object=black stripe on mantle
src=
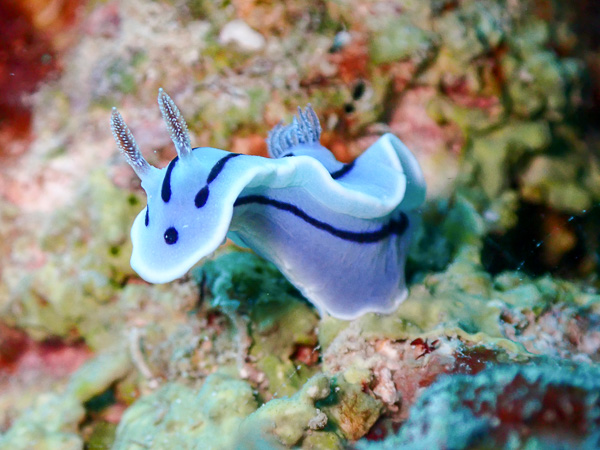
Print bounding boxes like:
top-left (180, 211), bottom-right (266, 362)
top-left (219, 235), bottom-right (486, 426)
top-left (234, 195), bottom-right (407, 243)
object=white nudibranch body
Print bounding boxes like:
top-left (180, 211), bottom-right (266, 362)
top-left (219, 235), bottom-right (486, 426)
top-left (111, 89), bottom-right (426, 320)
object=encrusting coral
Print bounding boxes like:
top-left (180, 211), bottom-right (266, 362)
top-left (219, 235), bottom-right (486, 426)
top-left (1, 0), bottom-right (600, 448)
top-left (358, 363), bottom-right (600, 449)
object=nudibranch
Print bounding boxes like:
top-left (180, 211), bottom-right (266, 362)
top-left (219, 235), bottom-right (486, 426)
top-left (111, 89), bottom-right (426, 320)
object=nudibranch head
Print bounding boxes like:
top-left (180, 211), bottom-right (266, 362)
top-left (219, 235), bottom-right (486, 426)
top-left (112, 90), bottom-right (426, 320)
top-left (111, 90), bottom-right (239, 283)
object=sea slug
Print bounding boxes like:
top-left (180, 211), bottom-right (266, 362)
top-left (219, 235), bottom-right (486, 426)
top-left (111, 89), bottom-right (426, 319)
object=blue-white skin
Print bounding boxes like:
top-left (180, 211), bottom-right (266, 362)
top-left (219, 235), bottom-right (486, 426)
top-left (111, 89), bottom-right (426, 320)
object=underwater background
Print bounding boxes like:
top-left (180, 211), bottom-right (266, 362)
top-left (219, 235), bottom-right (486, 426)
top-left (1, 0), bottom-right (600, 448)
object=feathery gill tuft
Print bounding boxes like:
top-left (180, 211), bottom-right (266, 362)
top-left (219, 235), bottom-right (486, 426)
top-left (267, 105), bottom-right (322, 158)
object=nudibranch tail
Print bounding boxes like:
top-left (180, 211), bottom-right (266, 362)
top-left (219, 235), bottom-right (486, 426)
top-left (110, 107), bottom-right (152, 179)
top-left (157, 88), bottom-right (193, 160)
top-left (267, 105), bottom-right (322, 158)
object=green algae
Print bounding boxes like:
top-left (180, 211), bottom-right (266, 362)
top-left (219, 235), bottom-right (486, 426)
top-left (113, 371), bottom-right (258, 449)
top-left (66, 347), bottom-right (132, 403)
top-left (184, 0), bottom-right (233, 25)
top-left (237, 374), bottom-right (335, 448)
top-left (84, 422), bottom-right (117, 450)
top-left (2, 170), bottom-right (139, 343)
top-left (113, 372), bottom-right (341, 449)
top-left (197, 251), bottom-right (320, 398)
top-left (360, 0), bottom-right (594, 221)
top-left (318, 372), bottom-right (383, 442)
top-left (520, 153), bottom-right (593, 213)
top-left (0, 393), bottom-right (85, 450)
top-left (187, 80), bottom-right (271, 148)
top-left (198, 251), bottom-right (300, 313)
top-left (93, 50), bottom-right (149, 108)
top-left (435, 1), bottom-right (507, 63)
top-left (0, 348), bottom-right (132, 450)
top-left (407, 194), bottom-right (487, 276)
top-left (369, 18), bottom-right (435, 65)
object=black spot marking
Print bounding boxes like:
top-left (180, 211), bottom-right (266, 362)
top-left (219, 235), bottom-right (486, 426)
top-left (352, 80), bottom-right (365, 100)
top-left (164, 227), bottom-right (178, 245)
top-left (234, 195), bottom-right (408, 243)
top-left (192, 154), bottom-right (241, 209)
top-left (207, 153), bottom-right (240, 184)
top-left (195, 186), bottom-right (209, 208)
top-left (161, 156), bottom-right (179, 203)
top-left (330, 161), bottom-right (355, 180)
top-left (145, 206), bottom-right (149, 227)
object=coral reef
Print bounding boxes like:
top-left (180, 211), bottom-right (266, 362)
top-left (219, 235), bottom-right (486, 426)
top-left (198, 252), bottom-right (320, 398)
top-left (0, 348), bottom-right (131, 449)
top-left (358, 363), bottom-right (600, 449)
top-left (113, 371), bottom-right (259, 449)
top-left (1, 0), bottom-right (599, 448)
